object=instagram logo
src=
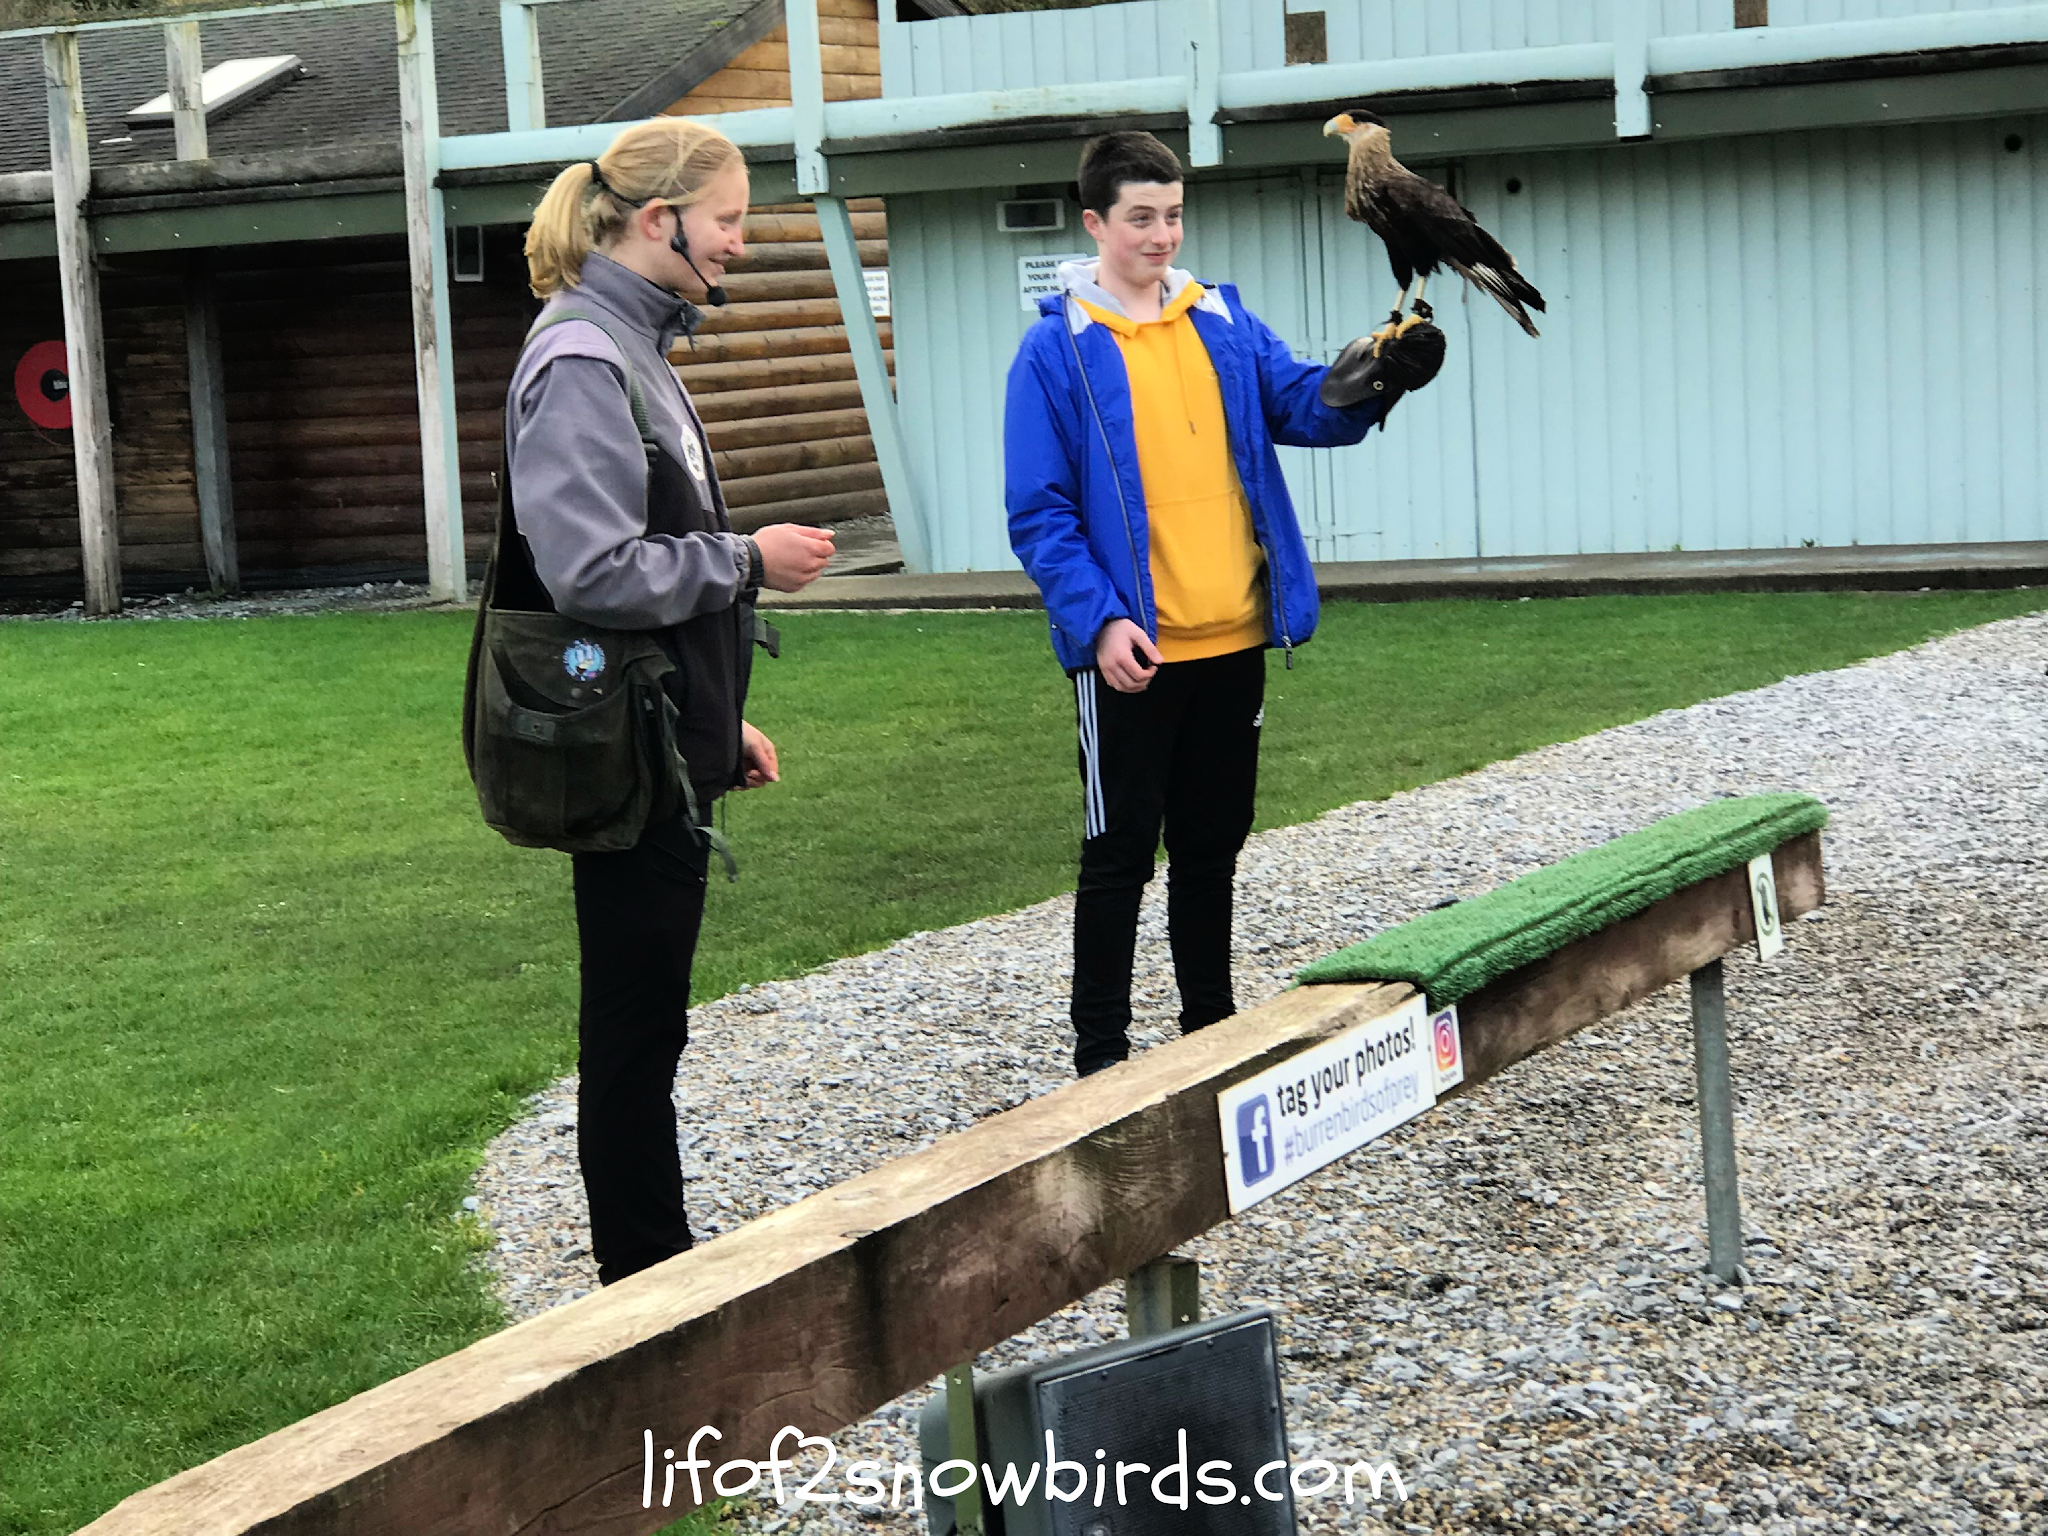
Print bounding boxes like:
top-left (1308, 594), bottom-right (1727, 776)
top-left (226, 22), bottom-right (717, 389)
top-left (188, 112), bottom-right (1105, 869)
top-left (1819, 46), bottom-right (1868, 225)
top-left (1430, 1007), bottom-right (1463, 1090)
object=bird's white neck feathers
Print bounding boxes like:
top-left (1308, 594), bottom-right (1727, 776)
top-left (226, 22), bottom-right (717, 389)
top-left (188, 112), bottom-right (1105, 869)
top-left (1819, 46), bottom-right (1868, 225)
top-left (1344, 123), bottom-right (1398, 174)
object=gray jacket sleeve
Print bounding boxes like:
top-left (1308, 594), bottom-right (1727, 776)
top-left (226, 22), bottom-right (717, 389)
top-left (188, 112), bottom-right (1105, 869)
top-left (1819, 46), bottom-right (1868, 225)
top-left (508, 355), bottom-right (749, 630)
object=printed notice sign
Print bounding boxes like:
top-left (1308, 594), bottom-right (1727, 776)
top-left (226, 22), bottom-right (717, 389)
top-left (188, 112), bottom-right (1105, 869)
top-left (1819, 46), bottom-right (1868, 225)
top-left (1018, 252), bottom-right (1088, 312)
top-left (1430, 1005), bottom-right (1465, 1094)
top-left (1218, 994), bottom-right (1434, 1214)
top-left (862, 267), bottom-right (890, 319)
top-left (1748, 852), bottom-right (1784, 961)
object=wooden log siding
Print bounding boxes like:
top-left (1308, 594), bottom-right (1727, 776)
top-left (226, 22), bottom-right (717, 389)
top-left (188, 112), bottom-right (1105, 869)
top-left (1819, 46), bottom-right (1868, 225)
top-left (212, 235), bottom-right (528, 579)
top-left (1, 236), bottom-right (530, 594)
top-left (77, 835), bottom-right (1822, 1536)
top-left (664, 0), bottom-right (883, 118)
top-left (0, 267), bottom-right (203, 587)
top-left (1, 185), bottom-right (892, 588)
top-left (678, 198), bottom-right (894, 534)
top-left (658, 1), bottom-right (895, 532)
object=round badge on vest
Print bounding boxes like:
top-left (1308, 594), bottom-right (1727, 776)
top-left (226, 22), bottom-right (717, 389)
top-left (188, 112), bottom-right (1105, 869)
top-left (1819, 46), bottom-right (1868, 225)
top-left (681, 430), bottom-right (707, 483)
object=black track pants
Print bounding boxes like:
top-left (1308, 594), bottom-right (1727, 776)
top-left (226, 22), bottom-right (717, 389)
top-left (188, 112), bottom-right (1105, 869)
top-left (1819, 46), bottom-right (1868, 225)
top-left (1070, 645), bottom-right (1265, 1077)
top-left (569, 817), bottom-right (709, 1286)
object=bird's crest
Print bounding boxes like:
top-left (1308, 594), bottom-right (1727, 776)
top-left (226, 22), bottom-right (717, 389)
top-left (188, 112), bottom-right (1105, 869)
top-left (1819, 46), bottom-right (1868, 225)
top-left (1323, 107), bottom-right (1390, 139)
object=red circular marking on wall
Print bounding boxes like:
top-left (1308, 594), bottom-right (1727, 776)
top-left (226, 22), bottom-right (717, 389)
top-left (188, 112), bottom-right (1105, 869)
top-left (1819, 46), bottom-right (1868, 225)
top-left (15, 340), bottom-right (72, 430)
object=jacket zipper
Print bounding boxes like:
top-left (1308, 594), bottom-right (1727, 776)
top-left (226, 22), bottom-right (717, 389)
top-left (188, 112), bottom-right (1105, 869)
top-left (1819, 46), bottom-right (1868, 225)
top-left (1210, 314), bottom-right (1294, 668)
top-left (1064, 301), bottom-right (1155, 640)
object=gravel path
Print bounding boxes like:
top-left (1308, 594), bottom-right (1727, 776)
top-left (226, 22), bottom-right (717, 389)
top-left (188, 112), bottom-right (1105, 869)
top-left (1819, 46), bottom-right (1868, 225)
top-left (474, 612), bottom-right (2048, 1535)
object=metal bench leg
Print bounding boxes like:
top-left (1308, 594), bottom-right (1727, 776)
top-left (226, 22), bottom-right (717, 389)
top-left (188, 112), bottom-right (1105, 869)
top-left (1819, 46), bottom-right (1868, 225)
top-left (1126, 1254), bottom-right (1201, 1338)
top-left (1690, 959), bottom-right (1744, 1284)
top-left (943, 1360), bottom-right (984, 1535)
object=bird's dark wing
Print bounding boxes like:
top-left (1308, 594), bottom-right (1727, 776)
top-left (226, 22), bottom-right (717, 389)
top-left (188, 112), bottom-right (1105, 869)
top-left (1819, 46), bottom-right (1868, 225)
top-left (1345, 155), bottom-right (1415, 290)
top-left (1384, 172), bottom-right (1546, 337)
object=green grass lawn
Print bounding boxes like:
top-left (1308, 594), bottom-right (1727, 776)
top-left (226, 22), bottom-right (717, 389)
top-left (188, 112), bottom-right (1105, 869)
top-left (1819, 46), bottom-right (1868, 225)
top-left (1, 589), bottom-right (2038, 1533)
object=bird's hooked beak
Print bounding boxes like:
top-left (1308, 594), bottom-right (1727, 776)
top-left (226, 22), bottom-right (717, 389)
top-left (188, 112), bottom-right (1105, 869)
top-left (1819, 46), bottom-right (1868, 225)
top-left (1322, 113), bottom-right (1354, 138)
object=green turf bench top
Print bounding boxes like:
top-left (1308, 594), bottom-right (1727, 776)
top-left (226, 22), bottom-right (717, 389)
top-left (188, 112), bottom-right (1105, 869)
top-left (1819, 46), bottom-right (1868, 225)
top-left (1295, 792), bottom-right (1828, 1008)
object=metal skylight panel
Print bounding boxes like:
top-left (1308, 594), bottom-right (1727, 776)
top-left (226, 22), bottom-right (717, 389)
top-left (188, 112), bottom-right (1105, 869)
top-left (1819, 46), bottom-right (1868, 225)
top-left (126, 55), bottom-right (303, 125)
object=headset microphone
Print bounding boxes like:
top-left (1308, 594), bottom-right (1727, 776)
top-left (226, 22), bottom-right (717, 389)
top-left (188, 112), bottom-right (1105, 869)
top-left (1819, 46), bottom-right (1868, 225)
top-left (670, 213), bottom-right (728, 307)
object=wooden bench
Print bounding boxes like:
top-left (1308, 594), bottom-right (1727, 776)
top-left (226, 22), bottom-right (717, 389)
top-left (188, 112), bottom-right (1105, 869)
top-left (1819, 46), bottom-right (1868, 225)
top-left (79, 811), bottom-right (1824, 1535)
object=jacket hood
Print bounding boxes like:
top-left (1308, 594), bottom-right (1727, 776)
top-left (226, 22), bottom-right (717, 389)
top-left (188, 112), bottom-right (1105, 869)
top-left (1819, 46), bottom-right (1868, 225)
top-left (1037, 258), bottom-right (1233, 332)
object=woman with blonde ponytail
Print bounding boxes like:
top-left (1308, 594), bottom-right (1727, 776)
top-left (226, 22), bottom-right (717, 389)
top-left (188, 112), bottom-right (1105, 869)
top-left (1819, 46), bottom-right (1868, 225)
top-left (501, 116), bottom-right (835, 1286)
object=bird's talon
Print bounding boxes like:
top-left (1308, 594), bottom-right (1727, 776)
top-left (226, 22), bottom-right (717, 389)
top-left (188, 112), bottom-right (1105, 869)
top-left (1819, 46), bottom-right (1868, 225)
top-left (1393, 313), bottom-right (1430, 339)
top-left (1368, 324), bottom-right (1397, 358)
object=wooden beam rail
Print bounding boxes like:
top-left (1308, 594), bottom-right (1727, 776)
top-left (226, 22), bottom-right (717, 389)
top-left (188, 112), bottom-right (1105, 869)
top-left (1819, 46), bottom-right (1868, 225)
top-left (77, 833), bottom-right (1822, 1536)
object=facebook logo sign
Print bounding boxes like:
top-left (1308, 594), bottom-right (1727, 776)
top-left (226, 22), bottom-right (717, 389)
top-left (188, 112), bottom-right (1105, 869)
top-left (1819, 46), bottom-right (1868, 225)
top-left (1236, 1095), bottom-right (1277, 1186)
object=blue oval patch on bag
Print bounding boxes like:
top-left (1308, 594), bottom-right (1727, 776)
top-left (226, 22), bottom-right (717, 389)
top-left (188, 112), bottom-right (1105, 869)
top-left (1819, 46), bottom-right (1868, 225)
top-left (561, 639), bottom-right (606, 682)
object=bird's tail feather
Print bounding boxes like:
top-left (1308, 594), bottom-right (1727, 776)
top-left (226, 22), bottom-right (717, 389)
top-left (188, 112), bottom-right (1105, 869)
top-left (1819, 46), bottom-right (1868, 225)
top-left (1450, 259), bottom-right (1543, 338)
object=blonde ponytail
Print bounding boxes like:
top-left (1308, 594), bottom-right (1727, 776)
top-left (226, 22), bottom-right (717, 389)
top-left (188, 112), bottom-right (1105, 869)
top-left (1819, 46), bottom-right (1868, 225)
top-left (524, 118), bottom-right (744, 298)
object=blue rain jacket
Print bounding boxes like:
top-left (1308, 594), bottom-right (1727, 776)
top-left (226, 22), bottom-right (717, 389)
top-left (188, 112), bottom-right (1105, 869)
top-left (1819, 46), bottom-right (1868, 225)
top-left (1004, 273), bottom-right (1385, 672)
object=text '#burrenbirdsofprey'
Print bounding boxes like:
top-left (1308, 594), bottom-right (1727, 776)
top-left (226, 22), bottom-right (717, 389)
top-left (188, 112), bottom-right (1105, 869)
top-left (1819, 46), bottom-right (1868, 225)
top-left (642, 1428), bottom-right (1410, 1511)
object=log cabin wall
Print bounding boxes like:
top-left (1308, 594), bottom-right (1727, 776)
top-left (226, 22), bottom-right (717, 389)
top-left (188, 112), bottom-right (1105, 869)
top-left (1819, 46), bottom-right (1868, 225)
top-left (668, 0), bottom-right (894, 532)
top-left (664, 0), bottom-right (881, 115)
top-left (0, 236), bottom-right (530, 597)
top-left (216, 233), bottom-right (525, 582)
top-left (0, 0), bottom-right (895, 598)
top-left (681, 199), bottom-right (891, 531)
top-left (2, 260), bottom-right (202, 592)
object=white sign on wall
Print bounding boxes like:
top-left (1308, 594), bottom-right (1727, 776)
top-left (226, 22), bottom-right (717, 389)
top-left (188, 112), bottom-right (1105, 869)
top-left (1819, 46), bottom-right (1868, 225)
top-left (1018, 252), bottom-right (1089, 313)
top-left (862, 267), bottom-right (890, 319)
top-left (1217, 994), bottom-right (1435, 1214)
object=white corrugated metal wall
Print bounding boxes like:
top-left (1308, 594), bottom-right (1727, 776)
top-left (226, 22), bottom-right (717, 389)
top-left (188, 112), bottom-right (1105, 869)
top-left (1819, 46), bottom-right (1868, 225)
top-left (1461, 116), bottom-right (2048, 555)
top-left (891, 112), bottom-right (2046, 570)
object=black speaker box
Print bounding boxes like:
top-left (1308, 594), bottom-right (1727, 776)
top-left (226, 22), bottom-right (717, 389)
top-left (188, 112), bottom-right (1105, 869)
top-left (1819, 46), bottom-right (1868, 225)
top-left (919, 1310), bottom-right (1296, 1536)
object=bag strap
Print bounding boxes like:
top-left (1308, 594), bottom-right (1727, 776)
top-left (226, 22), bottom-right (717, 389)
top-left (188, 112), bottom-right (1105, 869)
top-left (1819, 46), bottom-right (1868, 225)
top-left (526, 307), bottom-right (661, 454)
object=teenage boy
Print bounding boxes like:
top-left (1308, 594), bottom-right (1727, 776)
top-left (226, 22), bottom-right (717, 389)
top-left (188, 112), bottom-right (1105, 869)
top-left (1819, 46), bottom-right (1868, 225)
top-left (1005, 131), bottom-right (1443, 1078)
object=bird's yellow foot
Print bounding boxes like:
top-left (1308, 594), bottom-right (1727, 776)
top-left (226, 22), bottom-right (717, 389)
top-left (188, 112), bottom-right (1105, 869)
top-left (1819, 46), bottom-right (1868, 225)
top-left (1392, 312), bottom-right (1431, 340)
top-left (1368, 321), bottom-right (1401, 358)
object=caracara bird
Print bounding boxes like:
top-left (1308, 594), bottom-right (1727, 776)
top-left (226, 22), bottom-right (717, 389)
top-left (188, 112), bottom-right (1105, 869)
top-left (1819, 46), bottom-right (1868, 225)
top-left (1324, 108), bottom-right (1545, 348)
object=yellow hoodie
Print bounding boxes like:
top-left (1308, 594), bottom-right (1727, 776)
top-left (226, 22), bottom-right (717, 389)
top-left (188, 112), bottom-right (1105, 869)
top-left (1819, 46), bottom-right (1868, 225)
top-left (1075, 282), bottom-right (1266, 662)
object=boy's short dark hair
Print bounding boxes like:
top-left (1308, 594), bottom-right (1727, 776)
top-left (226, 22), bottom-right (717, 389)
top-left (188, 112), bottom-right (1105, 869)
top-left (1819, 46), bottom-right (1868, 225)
top-left (1077, 132), bottom-right (1183, 217)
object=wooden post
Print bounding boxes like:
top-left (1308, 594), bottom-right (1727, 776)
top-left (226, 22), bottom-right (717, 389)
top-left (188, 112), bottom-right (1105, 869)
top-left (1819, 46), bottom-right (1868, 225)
top-left (497, 0), bottom-right (543, 132)
top-left (44, 29), bottom-right (121, 616)
top-left (786, 0), bottom-right (827, 196)
top-left (184, 251), bottom-right (238, 595)
top-left (1185, 0), bottom-right (1221, 167)
top-left (1613, 0), bottom-right (1652, 140)
top-left (1735, 0), bottom-right (1769, 27)
top-left (165, 20), bottom-right (207, 160)
top-left (396, 0), bottom-right (468, 602)
top-left (166, 20), bottom-right (237, 594)
top-left (814, 194), bottom-right (930, 570)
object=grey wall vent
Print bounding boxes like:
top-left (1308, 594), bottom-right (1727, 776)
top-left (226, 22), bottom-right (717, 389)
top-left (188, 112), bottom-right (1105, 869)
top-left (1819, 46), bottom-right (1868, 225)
top-left (997, 197), bottom-right (1065, 234)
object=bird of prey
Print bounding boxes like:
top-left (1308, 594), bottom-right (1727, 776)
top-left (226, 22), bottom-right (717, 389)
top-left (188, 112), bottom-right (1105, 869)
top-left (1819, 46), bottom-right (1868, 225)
top-left (1323, 108), bottom-right (1545, 350)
